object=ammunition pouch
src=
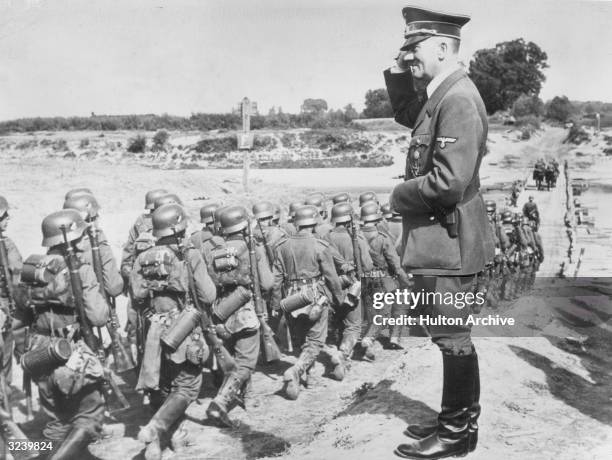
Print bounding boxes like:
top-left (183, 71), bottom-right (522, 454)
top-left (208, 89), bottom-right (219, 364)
top-left (21, 254), bottom-right (54, 286)
top-left (20, 254), bottom-right (73, 308)
top-left (212, 246), bottom-right (240, 272)
top-left (212, 286), bottom-right (252, 322)
top-left (52, 341), bottom-right (104, 395)
top-left (21, 335), bottom-right (72, 379)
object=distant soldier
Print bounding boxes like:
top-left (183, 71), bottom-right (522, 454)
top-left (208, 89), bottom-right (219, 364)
top-left (0, 196), bottom-right (21, 407)
top-left (360, 202), bottom-right (412, 357)
top-left (252, 201), bottom-right (288, 258)
top-left (331, 192), bottom-right (350, 205)
top-left (324, 203), bottom-right (374, 380)
top-left (522, 196), bottom-right (540, 232)
top-left (64, 188), bottom-right (93, 201)
top-left (205, 206), bottom-right (273, 426)
top-left (359, 191), bottom-right (379, 207)
top-left (271, 206), bottom-right (343, 399)
top-left (132, 204), bottom-right (215, 459)
top-left (381, 203), bottom-right (403, 252)
top-left (484, 201), bottom-right (509, 307)
top-left (15, 210), bottom-right (109, 457)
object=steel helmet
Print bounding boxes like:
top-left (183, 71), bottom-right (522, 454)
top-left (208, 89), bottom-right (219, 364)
top-left (501, 210), bottom-right (513, 224)
top-left (152, 203), bottom-right (189, 238)
top-left (214, 205), bottom-right (229, 233)
top-left (145, 189), bottom-right (169, 210)
top-left (485, 200), bottom-right (496, 213)
top-left (200, 202), bottom-right (221, 224)
top-left (41, 209), bottom-right (88, 247)
top-left (294, 205), bottom-right (318, 228)
top-left (332, 192), bottom-right (350, 205)
top-left (153, 193), bottom-right (183, 211)
top-left (63, 193), bottom-right (100, 221)
top-left (304, 195), bottom-right (324, 213)
top-left (359, 191), bottom-right (378, 207)
top-left (219, 205), bottom-right (249, 234)
top-left (330, 202), bottom-right (353, 224)
top-left (252, 201), bottom-right (275, 220)
top-left (64, 188), bottom-right (93, 201)
top-left (272, 203), bottom-right (281, 223)
top-left (288, 202), bottom-right (304, 221)
top-left (380, 203), bottom-right (392, 219)
top-left (361, 201), bottom-right (382, 223)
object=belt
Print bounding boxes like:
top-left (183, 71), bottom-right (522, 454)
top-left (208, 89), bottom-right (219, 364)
top-left (286, 276), bottom-right (322, 290)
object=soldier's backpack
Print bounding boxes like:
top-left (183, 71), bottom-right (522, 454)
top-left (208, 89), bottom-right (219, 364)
top-left (207, 239), bottom-right (252, 288)
top-left (139, 245), bottom-right (189, 293)
top-left (20, 254), bottom-right (74, 308)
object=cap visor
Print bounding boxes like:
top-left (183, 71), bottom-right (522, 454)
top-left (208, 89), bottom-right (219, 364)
top-left (400, 34), bottom-right (430, 51)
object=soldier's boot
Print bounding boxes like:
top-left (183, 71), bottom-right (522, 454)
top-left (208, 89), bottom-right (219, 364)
top-left (283, 349), bottom-right (316, 400)
top-left (170, 419), bottom-right (192, 454)
top-left (49, 426), bottom-right (93, 460)
top-left (331, 338), bottom-right (355, 381)
top-left (361, 337), bottom-right (377, 361)
top-left (206, 373), bottom-right (243, 427)
top-left (396, 353), bottom-right (476, 459)
top-left (403, 350), bottom-right (481, 453)
top-left (138, 393), bottom-right (191, 460)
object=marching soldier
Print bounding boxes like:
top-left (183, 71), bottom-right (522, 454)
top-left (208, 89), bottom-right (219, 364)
top-left (271, 205), bottom-right (343, 399)
top-left (65, 188), bottom-right (93, 201)
top-left (15, 209), bottom-right (110, 458)
top-left (252, 201), bottom-right (288, 255)
top-left (0, 196), bottom-right (21, 409)
top-left (360, 202), bottom-right (411, 357)
top-left (205, 206), bottom-right (273, 426)
top-left (331, 192), bottom-right (350, 205)
top-left (190, 202), bottom-right (221, 254)
top-left (324, 202), bottom-right (374, 380)
top-left (522, 196), bottom-right (540, 231)
top-left (386, 6), bottom-right (494, 458)
top-left (483, 201), bottom-right (509, 307)
top-left (131, 203), bottom-right (215, 459)
top-left (381, 203), bottom-right (403, 250)
top-left (359, 191), bottom-right (379, 207)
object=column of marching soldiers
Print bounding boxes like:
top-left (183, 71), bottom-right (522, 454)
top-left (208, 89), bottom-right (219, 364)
top-left (0, 182), bottom-right (545, 459)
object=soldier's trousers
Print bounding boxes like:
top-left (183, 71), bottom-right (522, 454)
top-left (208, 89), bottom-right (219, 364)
top-left (362, 275), bottom-right (398, 339)
top-left (293, 303), bottom-right (329, 363)
top-left (224, 328), bottom-right (260, 384)
top-left (412, 275), bottom-right (477, 356)
top-left (330, 300), bottom-right (361, 355)
top-left (38, 378), bottom-right (105, 440)
top-left (149, 359), bottom-right (202, 411)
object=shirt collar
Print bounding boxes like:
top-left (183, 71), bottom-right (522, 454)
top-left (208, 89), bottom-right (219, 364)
top-left (426, 64), bottom-right (461, 99)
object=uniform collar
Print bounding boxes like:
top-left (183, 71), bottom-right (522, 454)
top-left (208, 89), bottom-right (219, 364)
top-left (423, 68), bottom-right (466, 118)
top-left (426, 64), bottom-right (461, 99)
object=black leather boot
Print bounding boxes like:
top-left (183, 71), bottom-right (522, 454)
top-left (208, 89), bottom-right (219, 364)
top-left (395, 352), bottom-right (475, 459)
top-left (404, 351), bottom-right (481, 451)
top-left (49, 426), bottom-right (92, 460)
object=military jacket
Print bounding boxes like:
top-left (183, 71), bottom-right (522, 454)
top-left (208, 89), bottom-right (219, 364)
top-left (387, 69), bottom-right (495, 275)
top-left (272, 230), bottom-right (343, 307)
top-left (121, 212), bottom-right (152, 279)
top-left (324, 226), bottom-right (374, 274)
top-left (0, 235), bottom-right (22, 300)
top-left (80, 228), bottom-right (124, 297)
top-left (360, 226), bottom-right (408, 281)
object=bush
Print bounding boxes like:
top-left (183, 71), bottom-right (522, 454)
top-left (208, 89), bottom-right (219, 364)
top-left (194, 136), bottom-right (236, 154)
top-left (512, 94), bottom-right (544, 118)
top-left (515, 115), bottom-right (541, 129)
top-left (127, 135), bottom-right (147, 153)
top-left (79, 138), bottom-right (90, 148)
top-left (153, 129), bottom-right (169, 149)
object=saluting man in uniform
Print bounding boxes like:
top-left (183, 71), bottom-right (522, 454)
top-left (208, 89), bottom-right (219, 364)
top-left (386, 6), bottom-right (495, 459)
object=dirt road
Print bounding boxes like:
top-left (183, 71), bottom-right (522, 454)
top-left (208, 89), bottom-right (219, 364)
top-left (3, 126), bottom-right (611, 459)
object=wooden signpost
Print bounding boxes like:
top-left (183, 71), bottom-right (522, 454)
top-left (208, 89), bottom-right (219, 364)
top-left (237, 97), bottom-right (257, 193)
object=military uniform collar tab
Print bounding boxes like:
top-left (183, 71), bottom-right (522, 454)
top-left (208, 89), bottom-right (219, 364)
top-left (425, 68), bottom-right (467, 117)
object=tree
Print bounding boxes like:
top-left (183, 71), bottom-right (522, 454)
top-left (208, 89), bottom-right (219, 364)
top-left (152, 129), bottom-right (169, 149)
top-left (343, 104), bottom-right (359, 121)
top-left (546, 96), bottom-right (574, 122)
top-left (512, 94), bottom-right (544, 118)
top-left (468, 39), bottom-right (548, 114)
top-left (362, 89), bottom-right (393, 118)
top-left (301, 98), bottom-right (328, 114)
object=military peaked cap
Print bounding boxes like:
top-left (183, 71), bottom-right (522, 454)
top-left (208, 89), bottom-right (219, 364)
top-left (400, 6), bottom-right (470, 51)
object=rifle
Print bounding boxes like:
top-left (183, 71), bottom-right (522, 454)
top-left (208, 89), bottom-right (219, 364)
top-left (59, 226), bottom-right (129, 411)
top-left (175, 234), bottom-right (237, 375)
top-left (87, 225), bottom-right (135, 373)
top-left (349, 218), bottom-right (363, 278)
top-left (256, 220), bottom-right (293, 352)
top-left (246, 221), bottom-right (282, 363)
top-left (0, 229), bottom-right (16, 318)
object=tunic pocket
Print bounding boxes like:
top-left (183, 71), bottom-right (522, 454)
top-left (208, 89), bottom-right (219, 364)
top-left (406, 134), bottom-right (431, 178)
top-left (403, 220), bottom-right (461, 270)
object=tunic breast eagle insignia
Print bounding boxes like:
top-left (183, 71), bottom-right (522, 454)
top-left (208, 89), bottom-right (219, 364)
top-left (436, 137), bottom-right (457, 149)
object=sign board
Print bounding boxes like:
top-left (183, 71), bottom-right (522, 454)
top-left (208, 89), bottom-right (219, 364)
top-left (237, 132), bottom-right (254, 150)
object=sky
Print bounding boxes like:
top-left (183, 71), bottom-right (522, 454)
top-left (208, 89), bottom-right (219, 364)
top-left (0, 0), bottom-right (611, 120)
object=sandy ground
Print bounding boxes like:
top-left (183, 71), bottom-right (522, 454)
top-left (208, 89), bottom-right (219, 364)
top-left (1, 124), bottom-right (611, 459)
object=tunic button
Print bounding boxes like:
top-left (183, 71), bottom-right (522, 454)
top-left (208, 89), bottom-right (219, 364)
top-left (429, 215), bottom-right (435, 221)
top-left (412, 151), bottom-right (421, 160)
